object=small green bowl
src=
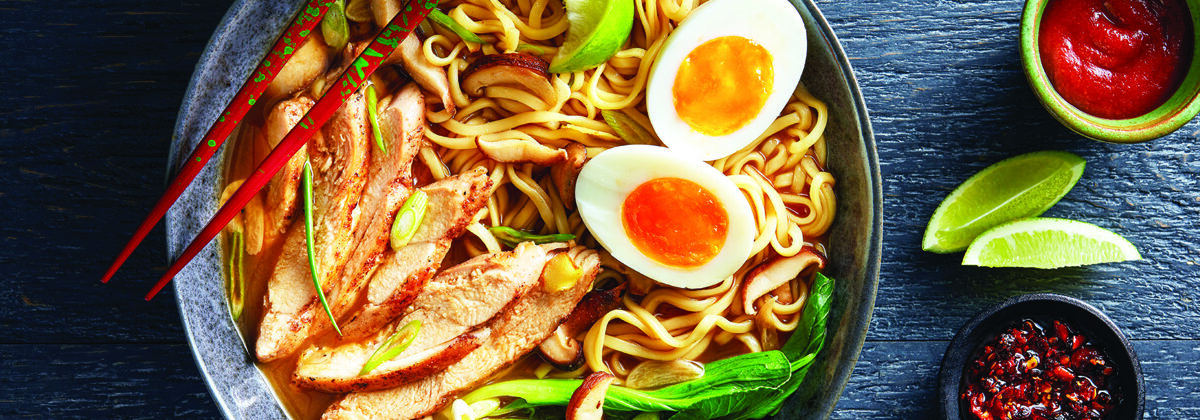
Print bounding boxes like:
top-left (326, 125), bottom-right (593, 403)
top-left (1020, 0), bottom-right (1200, 143)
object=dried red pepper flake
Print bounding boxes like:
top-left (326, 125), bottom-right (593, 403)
top-left (961, 319), bottom-right (1120, 420)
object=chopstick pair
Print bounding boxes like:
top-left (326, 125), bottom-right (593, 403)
top-left (100, 0), bottom-right (335, 286)
top-left (105, 0), bottom-right (440, 301)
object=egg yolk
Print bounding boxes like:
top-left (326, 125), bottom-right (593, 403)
top-left (672, 36), bottom-right (774, 136)
top-left (621, 177), bottom-right (728, 268)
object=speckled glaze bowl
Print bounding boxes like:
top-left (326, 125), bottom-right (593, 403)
top-left (1019, 0), bottom-right (1200, 143)
top-left (167, 0), bottom-right (881, 418)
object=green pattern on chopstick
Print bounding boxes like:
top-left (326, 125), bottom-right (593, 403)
top-left (303, 161), bottom-right (342, 336)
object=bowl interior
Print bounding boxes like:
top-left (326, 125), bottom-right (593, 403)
top-left (1019, 0), bottom-right (1200, 143)
top-left (938, 294), bottom-right (1144, 419)
top-left (167, 0), bottom-right (882, 418)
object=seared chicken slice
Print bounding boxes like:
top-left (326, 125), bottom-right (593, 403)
top-left (339, 167), bottom-right (492, 340)
top-left (293, 242), bottom-right (551, 393)
top-left (277, 83), bottom-right (427, 346)
top-left (256, 91), bottom-right (372, 363)
top-left (385, 35), bottom-right (456, 115)
top-left (322, 246), bottom-right (602, 420)
top-left (258, 96), bottom-right (314, 253)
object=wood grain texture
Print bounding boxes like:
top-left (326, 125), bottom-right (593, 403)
top-left (1, 0), bottom-right (1198, 417)
top-left (0, 344), bottom-right (214, 418)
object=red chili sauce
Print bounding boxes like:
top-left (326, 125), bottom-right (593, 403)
top-left (961, 319), bottom-right (1119, 420)
top-left (1039, 0), bottom-right (1193, 119)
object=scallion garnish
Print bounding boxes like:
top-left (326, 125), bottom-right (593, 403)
top-left (365, 84), bottom-right (387, 155)
top-left (320, 0), bottom-right (350, 51)
top-left (360, 320), bottom-right (422, 375)
top-left (601, 109), bottom-right (658, 145)
top-left (227, 229), bottom-right (245, 320)
top-left (303, 161), bottom-right (342, 336)
top-left (488, 226), bottom-right (576, 247)
top-left (390, 190), bottom-right (429, 251)
top-left (428, 9), bottom-right (485, 44)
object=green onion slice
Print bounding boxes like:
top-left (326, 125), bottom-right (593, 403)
top-left (320, 0), bottom-right (350, 51)
top-left (227, 229), bottom-right (245, 320)
top-left (366, 84), bottom-right (387, 155)
top-left (602, 109), bottom-right (658, 145)
top-left (361, 320), bottom-right (422, 375)
top-left (304, 161), bottom-right (342, 336)
top-left (488, 226), bottom-right (576, 247)
top-left (428, 9), bottom-right (485, 44)
top-left (391, 190), bottom-right (429, 251)
top-left (515, 43), bottom-right (546, 56)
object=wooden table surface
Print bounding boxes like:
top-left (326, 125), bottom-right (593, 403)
top-left (3, 0), bottom-right (1199, 418)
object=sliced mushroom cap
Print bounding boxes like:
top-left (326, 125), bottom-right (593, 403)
top-left (566, 371), bottom-right (615, 420)
top-left (538, 284), bottom-right (624, 371)
top-left (625, 359), bottom-right (705, 390)
top-left (462, 53), bottom-right (556, 111)
top-left (476, 137), bottom-right (567, 166)
top-left (538, 326), bottom-right (584, 371)
top-left (552, 142), bottom-right (587, 210)
top-left (742, 246), bottom-right (827, 315)
top-left (266, 35), bottom-right (331, 100)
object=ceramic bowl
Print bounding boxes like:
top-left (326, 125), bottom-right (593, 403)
top-left (938, 293), bottom-right (1144, 419)
top-left (166, 0), bottom-right (882, 418)
top-left (1019, 0), bottom-right (1200, 143)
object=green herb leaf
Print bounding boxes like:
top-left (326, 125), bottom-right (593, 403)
top-left (489, 226), bottom-right (576, 247)
top-left (360, 320), bottom-right (422, 375)
top-left (320, 0), bottom-right (350, 51)
top-left (391, 190), bottom-right (429, 250)
top-left (227, 229), bottom-right (245, 320)
top-left (428, 9), bottom-right (485, 44)
top-left (366, 84), bottom-right (387, 155)
top-left (602, 109), bottom-right (658, 145)
top-left (748, 272), bottom-right (836, 418)
top-left (304, 161), bottom-right (342, 336)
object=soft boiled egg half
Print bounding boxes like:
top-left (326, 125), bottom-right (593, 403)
top-left (646, 0), bottom-right (807, 161)
top-left (575, 145), bottom-right (754, 289)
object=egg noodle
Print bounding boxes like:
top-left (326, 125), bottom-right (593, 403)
top-left (412, 0), bottom-right (836, 384)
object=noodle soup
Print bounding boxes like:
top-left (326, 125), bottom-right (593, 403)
top-left (219, 0), bottom-right (836, 418)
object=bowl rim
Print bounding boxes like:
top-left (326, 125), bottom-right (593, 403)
top-left (937, 293), bottom-right (1145, 419)
top-left (1019, 0), bottom-right (1200, 143)
top-left (168, 0), bottom-right (882, 418)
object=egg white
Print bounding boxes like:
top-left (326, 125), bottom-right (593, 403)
top-left (575, 145), bottom-right (755, 289)
top-left (646, 0), bottom-right (808, 161)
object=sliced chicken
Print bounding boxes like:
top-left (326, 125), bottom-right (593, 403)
top-left (385, 35), bottom-right (456, 116)
top-left (274, 83), bottom-right (427, 348)
top-left (339, 168), bottom-right (492, 340)
top-left (293, 242), bottom-right (552, 393)
top-left (256, 91), bottom-right (372, 363)
top-left (258, 96), bottom-right (314, 253)
top-left (322, 245), bottom-right (602, 420)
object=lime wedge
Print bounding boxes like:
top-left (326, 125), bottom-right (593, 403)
top-left (549, 0), bottom-right (634, 73)
top-left (962, 218), bottom-right (1140, 268)
top-left (922, 151), bottom-right (1086, 253)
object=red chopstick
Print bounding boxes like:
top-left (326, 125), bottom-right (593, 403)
top-left (144, 0), bottom-right (440, 301)
top-left (101, 0), bottom-right (334, 284)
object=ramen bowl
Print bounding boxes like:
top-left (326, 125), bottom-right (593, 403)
top-left (167, 0), bottom-right (881, 418)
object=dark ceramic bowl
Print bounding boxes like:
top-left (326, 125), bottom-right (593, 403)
top-left (1019, 0), bottom-right (1200, 143)
top-left (939, 293), bottom-right (1144, 419)
top-left (166, 0), bottom-right (882, 418)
